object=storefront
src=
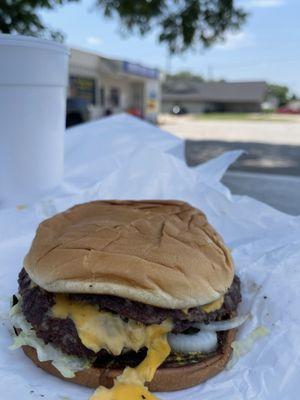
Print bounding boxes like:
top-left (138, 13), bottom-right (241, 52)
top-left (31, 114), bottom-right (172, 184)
top-left (68, 48), bottom-right (161, 124)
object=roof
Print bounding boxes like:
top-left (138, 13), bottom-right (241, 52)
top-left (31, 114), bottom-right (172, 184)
top-left (70, 47), bottom-right (160, 80)
top-left (162, 80), bottom-right (267, 103)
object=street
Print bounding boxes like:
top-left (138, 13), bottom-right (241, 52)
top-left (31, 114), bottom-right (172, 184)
top-left (160, 114), bottom-right (300, 175)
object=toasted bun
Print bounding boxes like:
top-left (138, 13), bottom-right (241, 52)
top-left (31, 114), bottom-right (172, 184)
top-left (21, 328), bottom-right (236, 392)
top-left (24, 200), bottom-right (234, 309)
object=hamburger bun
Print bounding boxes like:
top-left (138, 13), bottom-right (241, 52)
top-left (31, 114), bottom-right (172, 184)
top-left (20, 328), bottom-right (236, 392)
top-left (24, 200), bottom-right (234, 309)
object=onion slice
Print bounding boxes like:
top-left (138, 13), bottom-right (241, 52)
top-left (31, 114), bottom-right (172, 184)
top-left (195, 314), bottom-right (250, 332)
top-left (168, 330), bottom-right (218, 354)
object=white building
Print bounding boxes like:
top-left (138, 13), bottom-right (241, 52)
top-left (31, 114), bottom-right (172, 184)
top-left (68, 48), bottom-right (161, 123)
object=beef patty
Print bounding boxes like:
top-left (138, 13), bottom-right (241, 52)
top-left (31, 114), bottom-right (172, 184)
top-left (18, 268), bottom-right (241, 359)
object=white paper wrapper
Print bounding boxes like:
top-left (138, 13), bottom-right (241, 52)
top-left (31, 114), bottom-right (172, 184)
top-left (1, 114), bottom-right (300, 400)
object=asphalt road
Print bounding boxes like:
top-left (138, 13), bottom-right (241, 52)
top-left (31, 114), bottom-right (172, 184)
top-left (161, 115), bottom-right (300, 176)
top-left (222, 171), bottom-right (300, 215)
top-left (161, 115), bottom-right (300, 215)
top-left (185, 140), bottom-right (300, 176)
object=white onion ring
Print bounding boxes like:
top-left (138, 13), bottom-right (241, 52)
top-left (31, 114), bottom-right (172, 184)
top-left (195, 314), bottom-right (249, 332)
top-left (168, 330), bottom-right (218, 354)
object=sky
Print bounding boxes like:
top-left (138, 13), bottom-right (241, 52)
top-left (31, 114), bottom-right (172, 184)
top-left (41, 0), bottom-right (300, 95)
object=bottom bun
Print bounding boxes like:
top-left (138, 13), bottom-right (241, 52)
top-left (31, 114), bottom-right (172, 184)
top-left (21, 329), bottom-right (236, 392)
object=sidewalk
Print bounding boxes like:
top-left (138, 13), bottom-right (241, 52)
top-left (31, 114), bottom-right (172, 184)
top-left (160, 114), bottom-right (300, 144)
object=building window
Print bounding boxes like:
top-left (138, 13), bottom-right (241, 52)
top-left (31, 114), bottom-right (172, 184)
top-left (69, 76), bottom-right (96, 105)
top-left (110, 87), bottom-right (120, 107)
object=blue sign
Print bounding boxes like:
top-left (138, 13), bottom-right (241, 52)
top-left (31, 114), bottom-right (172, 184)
top-left (122, 61), bottom-right (159, 80)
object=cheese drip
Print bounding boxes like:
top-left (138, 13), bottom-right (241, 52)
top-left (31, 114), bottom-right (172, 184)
top-left (91, 322), bottom-right (171, 400)
top-left (52, 294), bottom-right (172, 400)
top-left (201, 295), bottom-right (224, 313)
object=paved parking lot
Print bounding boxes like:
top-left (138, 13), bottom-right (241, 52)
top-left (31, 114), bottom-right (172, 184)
top-left (160, 115), bottom-right (300, 175)
top-left (160, 114), bottom-right (300, 214)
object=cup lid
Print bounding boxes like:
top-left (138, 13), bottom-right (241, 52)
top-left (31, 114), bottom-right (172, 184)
top-left (0, 34), bottom-right (69, 55)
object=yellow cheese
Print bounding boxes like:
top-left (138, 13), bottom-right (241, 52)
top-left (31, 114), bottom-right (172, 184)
top-left (52, 295), bottom-right (147, 355)
top-left (52, 295), bottom-right (172, 400)
top-left (91, 321), bottom-right (171, 400)
top-left (201, 295), bottom-right (224, 313)
top-left (91, 383), bottom-right (159, 400)
top-left (182, 307), bottom-right (190, 315)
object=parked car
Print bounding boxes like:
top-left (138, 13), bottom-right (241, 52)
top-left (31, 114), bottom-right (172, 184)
top-left (277, 101), bottom-right (300, 114)
top-left (66, 98), bottom-right (90, 128)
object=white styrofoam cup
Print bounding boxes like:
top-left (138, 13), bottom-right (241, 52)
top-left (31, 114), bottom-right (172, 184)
top-left (0, 34), bottom-right (69, 206)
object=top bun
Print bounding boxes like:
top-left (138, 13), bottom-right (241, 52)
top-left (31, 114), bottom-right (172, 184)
top-left (24, 200), bottom-right (234, 309)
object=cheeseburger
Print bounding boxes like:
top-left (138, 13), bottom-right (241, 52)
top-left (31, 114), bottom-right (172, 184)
top-left (10, 200), bottom-right (245, 400)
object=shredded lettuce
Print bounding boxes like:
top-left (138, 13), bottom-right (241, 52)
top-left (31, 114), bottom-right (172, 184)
top-left (9, 299), bottom-right (91, 378)
top-left (227, 326), bottom-right (269, 369)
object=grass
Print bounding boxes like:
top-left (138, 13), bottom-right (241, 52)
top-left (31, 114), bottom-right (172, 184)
top-left (193, 112), bottom-right (295, 122)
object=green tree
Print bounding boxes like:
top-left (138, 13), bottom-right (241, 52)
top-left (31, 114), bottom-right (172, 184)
top-left (166, 71), bottom-right (204, 82)
top-left (1, 0), bottom-right (247, 52)
top-left (0, 0), bottom-right (79, 41)
top-left (97, 0), bottom-right (247, 53)
top-left (290, 93), bottom-right (298, 101)
top-left (267, 84), bottom-right (290, 107)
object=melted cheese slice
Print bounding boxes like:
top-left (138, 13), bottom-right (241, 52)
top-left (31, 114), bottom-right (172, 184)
top-left (91, 383), bottom-right (159, 400)
top-left (201, 295), bottom-right (224, 313)
top-left (91, 322), bottom-right (171, 400)
top-left (52, 295), bottom-right (149, 355)
top-left (52, 295), bottom-right (172, 400)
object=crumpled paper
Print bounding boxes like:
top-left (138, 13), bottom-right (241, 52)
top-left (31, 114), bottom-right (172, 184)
top-left (1, 114), bottom-right (300, 400)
